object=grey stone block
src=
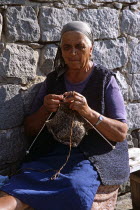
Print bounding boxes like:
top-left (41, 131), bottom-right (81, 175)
top-left (0, 43), bottom-right (38, 84)
top-left (40, 44), bottom-right (58, 75)
top-left (0, 84), bottom-right (24, 129)
top-left (28, 43), bottom-right (44, 50)
top-left (79, 8), bottom-right (119, 39)
top-left (5, 6), bottom-right (40, 42)
top-left (116, 71), bottom-right (129, 101)
top-left (93, 38), bottom-right (128, 69)
top-left (130, 4), bottom-right (140, 11)
top-left (21, 82), bottom-right (42, 116)
top-left (69, 0), bottom-right (93, 5)
top-left (0, 0), bottom-right (25, 5)
top-left (0, 42), bottom-right (4, 54)
top-left (116, 192), bottom-right (132, 210)
top-left (126, 103), bottom-right (140, 130)
top-left (39, 7), bottom-right (78, 42)
top-left (0, 13), bottom-right (2, 39)
top-left (131, 74), bottom-right (140, 101)
top-left (0, 127), bottom-right (26, 163)
top-left (118, 180), bottom-right (130, 195)
top-left (113, 2), bottom-right (123, 9)
top-left (129, 43), bottom-right (140, 74)
top-left (96, 0), bottom-right (138, 2)
top-left (30, 0), bottom-right (56, 1)
top-left (131, 136), bottom-right (139, 147)
top-left (127, 134), bottom-right (134, 148)
top-left (121, 10), bottom-right (140, 37)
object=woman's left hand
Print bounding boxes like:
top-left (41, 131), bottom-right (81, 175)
top-left (63, 91), bottom-right (91, 117)
top-left (63, 91), bottom-right (128, 142)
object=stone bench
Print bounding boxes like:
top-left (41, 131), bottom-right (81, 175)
top-left (91, 147), bottom-right (140, 210)
top-left (129, 147), bottom-right (140, 174)
top-left (129, 147), bottom-right (140, 210)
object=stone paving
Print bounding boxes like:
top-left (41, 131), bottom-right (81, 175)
top-left (115, 192), bottom-right (133, 210)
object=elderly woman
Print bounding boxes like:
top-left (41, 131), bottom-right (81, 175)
top-left (0, 21), bottom-right (129, 210)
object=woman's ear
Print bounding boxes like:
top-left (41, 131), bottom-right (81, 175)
top-left (89, 46), bottom-right (93, 57)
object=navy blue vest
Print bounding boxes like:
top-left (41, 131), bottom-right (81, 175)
top-left (30, 65), bottom-right (130, 185)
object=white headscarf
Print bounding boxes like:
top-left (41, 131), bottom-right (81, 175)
top-left (54, 21), bottom-right (93, 77)
top-left (61, 21), bottom-right (93, 43)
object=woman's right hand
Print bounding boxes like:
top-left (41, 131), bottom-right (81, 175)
top-left (43, 94), bottom-right (64, 113)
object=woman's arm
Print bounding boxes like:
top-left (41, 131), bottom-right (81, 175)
top-left (24, 94), bottom-right (64, 137)
top-left (24, 105), bottom-right (50, 137)
top-left (64, 79), bottom-right (128, 143)
top-left (82, 108), bottom-right (128, 142)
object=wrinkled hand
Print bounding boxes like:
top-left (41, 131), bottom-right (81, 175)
top-left (43, 94), bottom-right (64, 113)
top-left (63, 91), bottom-right (91, 117)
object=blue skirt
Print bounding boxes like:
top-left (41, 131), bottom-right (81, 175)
top-left (1, 143), bottom-right (100, 210)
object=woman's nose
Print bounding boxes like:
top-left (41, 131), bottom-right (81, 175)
top-left (71, 47), bottom-right (77, 55)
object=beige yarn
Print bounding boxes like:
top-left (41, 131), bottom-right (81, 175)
top-left (46, 103), bottom-right (92, 147)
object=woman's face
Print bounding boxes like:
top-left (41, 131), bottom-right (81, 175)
top-left (61, 31), bottom-right (93, 71)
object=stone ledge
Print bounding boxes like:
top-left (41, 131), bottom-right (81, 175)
top-left (0, 0), bottom-right (25, 5)
top-left (129, 147), bottom-right (140, 173)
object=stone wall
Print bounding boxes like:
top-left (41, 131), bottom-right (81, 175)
top-left (0, 0), bottom-right (140, 175)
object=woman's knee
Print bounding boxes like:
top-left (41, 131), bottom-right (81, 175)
top-left (0, 190), bottom-right (8, 197)
top-left (0, 190), bottom-right (30, 210)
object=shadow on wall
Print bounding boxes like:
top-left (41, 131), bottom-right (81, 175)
top-left (0, 82), bottom-right (42, 175)
top-left (0, 85), bottom-right (24, 130)
top-left (0, 82), bottom-right (42, 130)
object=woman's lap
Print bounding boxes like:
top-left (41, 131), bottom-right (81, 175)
top-left (1, 146), bottom-right (101, 210)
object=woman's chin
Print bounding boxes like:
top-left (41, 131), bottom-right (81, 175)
top-left (67, 64), bottom-right (81, 71)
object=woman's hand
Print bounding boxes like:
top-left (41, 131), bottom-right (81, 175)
top-left (43, 94), bottom-right (64, 113)
top-left (63, 91), bottom-right (91, 117)
top-left (63, 91), bottom-right (127, 142)
top-left (24, 94), bottom-right (64, 136)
